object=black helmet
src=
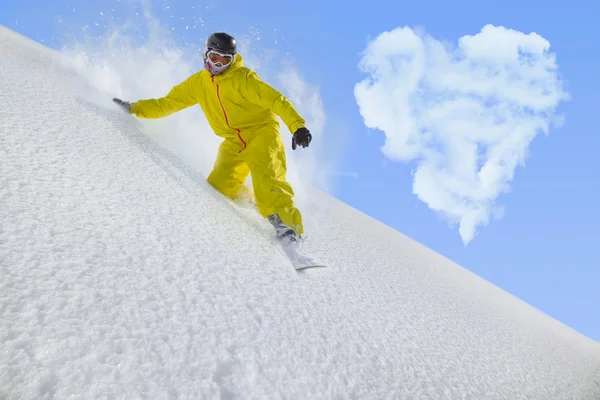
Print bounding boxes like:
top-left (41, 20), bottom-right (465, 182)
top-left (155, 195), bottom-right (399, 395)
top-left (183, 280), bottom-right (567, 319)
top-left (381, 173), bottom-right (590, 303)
top-left (206, 32), bottom-right (237, 55)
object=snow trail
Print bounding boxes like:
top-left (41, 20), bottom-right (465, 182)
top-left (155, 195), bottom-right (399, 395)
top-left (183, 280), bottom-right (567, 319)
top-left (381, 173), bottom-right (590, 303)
top-left (1, 25), bottom-right (599, 399)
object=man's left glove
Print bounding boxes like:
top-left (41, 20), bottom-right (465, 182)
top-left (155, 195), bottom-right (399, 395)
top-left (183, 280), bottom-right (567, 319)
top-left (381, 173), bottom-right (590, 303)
top-left (113, 98), bottom-right (132, 113)
top-left (292, 127), bottom-right (312, 150)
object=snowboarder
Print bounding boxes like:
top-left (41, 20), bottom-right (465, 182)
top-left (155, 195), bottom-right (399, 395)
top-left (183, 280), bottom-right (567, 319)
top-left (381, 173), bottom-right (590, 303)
top-left (113, 32), bottom-right (312, 243)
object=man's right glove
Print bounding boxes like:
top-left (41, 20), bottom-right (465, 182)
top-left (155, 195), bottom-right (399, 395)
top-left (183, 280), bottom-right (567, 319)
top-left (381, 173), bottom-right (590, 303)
top-left (292, 127), bottom-right (312, 150)
top-left (113, 98), bottom-right (132, 113)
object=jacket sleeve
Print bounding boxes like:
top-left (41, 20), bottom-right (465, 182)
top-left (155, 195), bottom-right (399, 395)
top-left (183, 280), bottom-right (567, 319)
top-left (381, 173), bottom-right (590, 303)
top-left (239, 71), bottom-right (306, 134)
top-left (130, 74), bottom-right (199, 119)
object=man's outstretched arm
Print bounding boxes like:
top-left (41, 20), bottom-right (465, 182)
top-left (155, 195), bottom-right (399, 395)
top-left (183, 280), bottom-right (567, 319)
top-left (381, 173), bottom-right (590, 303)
top-left (114, 74), bottom-right (199, 119)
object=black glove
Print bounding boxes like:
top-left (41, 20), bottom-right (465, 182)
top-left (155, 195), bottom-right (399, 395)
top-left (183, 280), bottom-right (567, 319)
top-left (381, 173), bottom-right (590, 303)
top-left (292, 127), bottom-right (312, 150)
top-left (113, 98), bottom-right (131, 113)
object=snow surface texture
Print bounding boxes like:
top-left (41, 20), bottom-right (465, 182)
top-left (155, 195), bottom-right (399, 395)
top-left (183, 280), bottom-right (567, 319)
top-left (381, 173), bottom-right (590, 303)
top-left (1, 25), bottom-right (599, 400)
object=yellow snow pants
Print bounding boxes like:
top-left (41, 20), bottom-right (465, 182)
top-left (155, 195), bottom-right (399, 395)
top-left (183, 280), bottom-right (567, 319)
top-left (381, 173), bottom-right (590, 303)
top-left (207, 125), bottom-right (304, 235)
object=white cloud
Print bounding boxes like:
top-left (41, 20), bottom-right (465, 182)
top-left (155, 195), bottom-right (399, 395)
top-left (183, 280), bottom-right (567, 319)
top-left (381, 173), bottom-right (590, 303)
top-left (354, 24), bottom-right (569, 244)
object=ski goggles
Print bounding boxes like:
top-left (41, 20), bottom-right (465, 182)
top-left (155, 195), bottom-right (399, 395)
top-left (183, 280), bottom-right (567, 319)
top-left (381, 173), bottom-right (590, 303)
top-left (206, 49), bottom-right (234, 66)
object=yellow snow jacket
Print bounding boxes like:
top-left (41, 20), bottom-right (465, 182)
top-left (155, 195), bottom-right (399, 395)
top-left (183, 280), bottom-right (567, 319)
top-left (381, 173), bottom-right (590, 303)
top-left (129, 54), bottom-right (306, 149)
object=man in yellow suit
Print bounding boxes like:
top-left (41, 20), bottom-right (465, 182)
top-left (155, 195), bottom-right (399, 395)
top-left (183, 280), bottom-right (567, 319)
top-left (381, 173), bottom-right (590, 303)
top-left (113, 32), bottom-right (312, 243)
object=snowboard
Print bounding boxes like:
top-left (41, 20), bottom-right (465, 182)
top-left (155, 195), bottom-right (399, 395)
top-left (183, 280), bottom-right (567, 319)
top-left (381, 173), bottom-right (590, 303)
top-left (278, 240), bottom-right (327, 271)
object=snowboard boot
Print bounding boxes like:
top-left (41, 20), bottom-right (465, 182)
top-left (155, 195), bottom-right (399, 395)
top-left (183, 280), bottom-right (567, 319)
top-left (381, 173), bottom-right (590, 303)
top-left (267, 214), bottom-right (298, 245)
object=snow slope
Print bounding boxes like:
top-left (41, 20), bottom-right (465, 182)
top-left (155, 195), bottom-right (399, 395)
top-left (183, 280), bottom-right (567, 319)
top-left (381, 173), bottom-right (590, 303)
top-left (1, 25), bottom-right (599, 400)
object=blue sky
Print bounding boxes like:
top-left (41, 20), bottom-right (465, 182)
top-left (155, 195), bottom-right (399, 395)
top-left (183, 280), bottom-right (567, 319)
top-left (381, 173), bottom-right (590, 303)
top-left (2, 0), bottom-right (599, 341)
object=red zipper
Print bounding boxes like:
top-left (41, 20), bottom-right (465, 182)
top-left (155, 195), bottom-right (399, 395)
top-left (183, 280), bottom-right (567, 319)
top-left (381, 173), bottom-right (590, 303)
top-left (212, 75), bottom-right (246, 152)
